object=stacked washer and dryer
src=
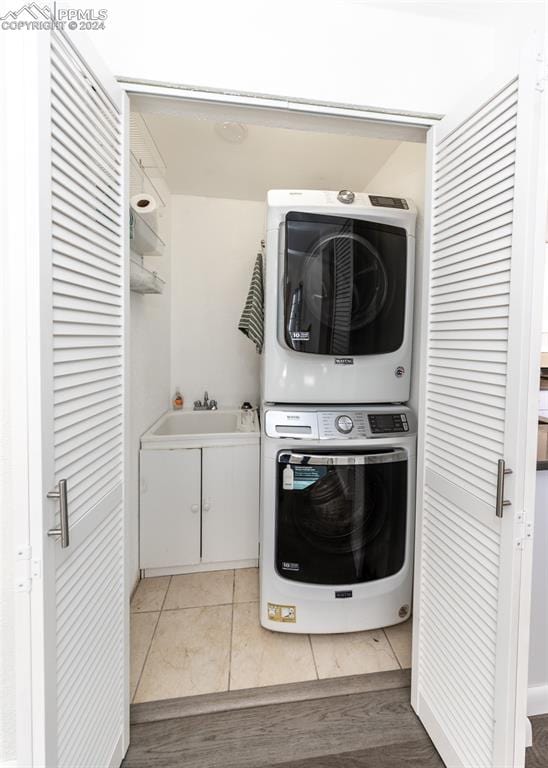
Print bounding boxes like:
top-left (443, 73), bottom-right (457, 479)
top-left (260, 190), bottom-right (417, 633)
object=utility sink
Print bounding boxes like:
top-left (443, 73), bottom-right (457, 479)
top-left (141, 408), bottom-right (259, 449)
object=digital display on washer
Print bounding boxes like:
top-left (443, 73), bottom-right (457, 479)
top-left (368, 413), bottom-right (408, 433)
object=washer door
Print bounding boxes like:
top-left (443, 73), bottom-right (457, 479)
top-left (276, 450), bottom-right (407, 585)
top-left (284, 212), bottom-right (407, 356)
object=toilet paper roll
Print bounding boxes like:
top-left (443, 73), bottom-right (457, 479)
top-left (130, 193), bottom-right (158, 215)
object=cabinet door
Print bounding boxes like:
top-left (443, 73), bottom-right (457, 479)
top-left (202, 445), bottom-right (260, 563)
top-left (413, 48), bottom-right (544, 768)
top-left (140, 449), bottom-right (201, 569)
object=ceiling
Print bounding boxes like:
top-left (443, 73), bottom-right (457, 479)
top-left (135, 110), bottom-right (402, 201)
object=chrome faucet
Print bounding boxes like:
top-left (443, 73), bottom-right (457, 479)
top-left (193, 391), bottom-right (218, 410)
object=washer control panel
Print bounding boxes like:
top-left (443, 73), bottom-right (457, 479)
top-left (318, 411), bottom-right (367, 438)
top-left (264, 407), bottom-right (415, 439)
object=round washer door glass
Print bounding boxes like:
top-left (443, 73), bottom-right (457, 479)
top-left (275, 451), bottom-right (408, 586)
top-left (284, 212), bottom-right (407, 356)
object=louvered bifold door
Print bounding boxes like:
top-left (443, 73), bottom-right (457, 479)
top-left (40, 30), bottom-right (128, 767)
top-left (412, 52), bottom-right (543, 768)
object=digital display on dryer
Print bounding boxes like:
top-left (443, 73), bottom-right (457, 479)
top-left (369, 196), bottom-right (409, 209)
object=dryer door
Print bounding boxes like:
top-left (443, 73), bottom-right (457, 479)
top-left (284, 212), bottom-right (407, 356)
top-left (276, 449), bottom-right (408, 585)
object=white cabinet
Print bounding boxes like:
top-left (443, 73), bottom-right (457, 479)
top-left (202, 445), bottom-right (260, 564)
top-left (139, 444), bottom-right (259, 573)
top-left (140, 448), bottom-right (201, 569)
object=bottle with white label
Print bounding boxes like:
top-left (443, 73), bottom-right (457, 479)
top-left (238, 402), bottom-right (257, 432)
top-left (283, 465), bottom-right (294, 490)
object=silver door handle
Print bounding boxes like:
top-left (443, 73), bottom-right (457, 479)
top-left (495, 459), bottom-right (512, 519)
top-left (47, 479), bottom-right (70, 548)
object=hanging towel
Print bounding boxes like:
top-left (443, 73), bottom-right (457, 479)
top-left (239, 253), bottom-right (264, 353)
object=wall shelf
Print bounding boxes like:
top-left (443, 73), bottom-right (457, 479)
top-left (130, 151), bottom-right (166, 257)
top-left (130, 209), bottom-right (165, 257)
top-left (130, 152), bottom-right (166, 208)
top-left (130, 258), bottom-right (166, 294)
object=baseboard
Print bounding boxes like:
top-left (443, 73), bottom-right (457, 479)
top-left (143, 559), bottom-right (258, 577)
top-left (528, 684), bottom-right (548, 716)
top-left (131, 668), bottom-right (411, 725)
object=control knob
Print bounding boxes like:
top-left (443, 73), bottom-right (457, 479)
top-left (335, 415), bottom-right (354, 434)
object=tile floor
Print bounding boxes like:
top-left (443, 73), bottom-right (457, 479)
top-left (130, 568), bottom-right (412, 703)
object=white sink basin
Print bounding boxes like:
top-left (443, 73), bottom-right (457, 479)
top-left (141, 408), bottom-right (259, 449)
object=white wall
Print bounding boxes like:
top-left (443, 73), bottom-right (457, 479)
top-left (83, 0), bottom-right (543, 116)
top-left (363, 142), bottom-right (427, 415)
top-left (129, 179), bottom-right (172, 586)
top-left (529, 471), bottom-right (548, 715)
top-left (529, 246), bottom-right (548, 715)
top-left (541, 247), bottom-right (548, 352)
top-left (170, 195), bottom-right (265, 409)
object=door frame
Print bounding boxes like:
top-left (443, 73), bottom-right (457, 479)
top-left (5, 36), bottom-right (542, 768)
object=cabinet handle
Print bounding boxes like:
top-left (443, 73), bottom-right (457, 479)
top-left (47, 479), bottom-right (70, 548)
top-left (203, 502), bottom-right (211, 512)
top-left (191, 504), bottom-right (199, 514)
top-left (495, 459), bottom-right (512, 518)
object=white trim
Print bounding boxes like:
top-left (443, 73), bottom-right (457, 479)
top-left (527, 685), bottom-right (548, 717)
top-left (511, 42), bottom-right (547, 760)
top-left (2, 28), bottom-right (36, 768)
top-left (119, 78), bottom-right (442, 126)
top-left (144, 559), bottom-right (259, 578)
top-left (121, 89), bottom-right (131, 758)
top-left (410, 124), bottom-right (435, 713)
top-left (26, 29), bottom-right (54, 767)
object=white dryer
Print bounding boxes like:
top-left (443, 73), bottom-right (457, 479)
top-left (260, 404), bottom-right (416, 634)
top-left (261, 190), bottom-right (416, 404)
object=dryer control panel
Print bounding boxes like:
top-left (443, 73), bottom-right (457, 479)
top-left (264, 407), bottom-right (416, 439)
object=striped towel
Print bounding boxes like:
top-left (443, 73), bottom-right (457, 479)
top-left (238, 253), bottom-right (264, 353)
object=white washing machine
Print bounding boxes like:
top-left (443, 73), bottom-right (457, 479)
top-left (261, 190), bottom-right (416, 404)
top-left (260, 404), bottom-right (416, 634)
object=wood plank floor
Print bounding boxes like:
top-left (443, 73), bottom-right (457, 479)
top-left (123, 672), bottom-right (548, 768)
top-left (528, 714), bottom-right (548, 768)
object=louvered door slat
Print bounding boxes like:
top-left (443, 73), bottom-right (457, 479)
top-left (51, 169), bottom-right (121, 234)
top-left (52, 137), bottom-right (120, 205)
top-left (40, 29), bottom-right (127, 768)
top-left (50, 86), bottom-right (120, 170)
top-left (51, 37), bottom-right (120, 131)
top-left (436, 81), bottom-right (518, 159)
top-left (53, 237), bottom-right (121, 279)
top-left (50, 57), bottom-right (121, 148)
top-left (53, 209), bottom-right (121, 256)
top-left (414, 47), bottom-right (543, 768)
